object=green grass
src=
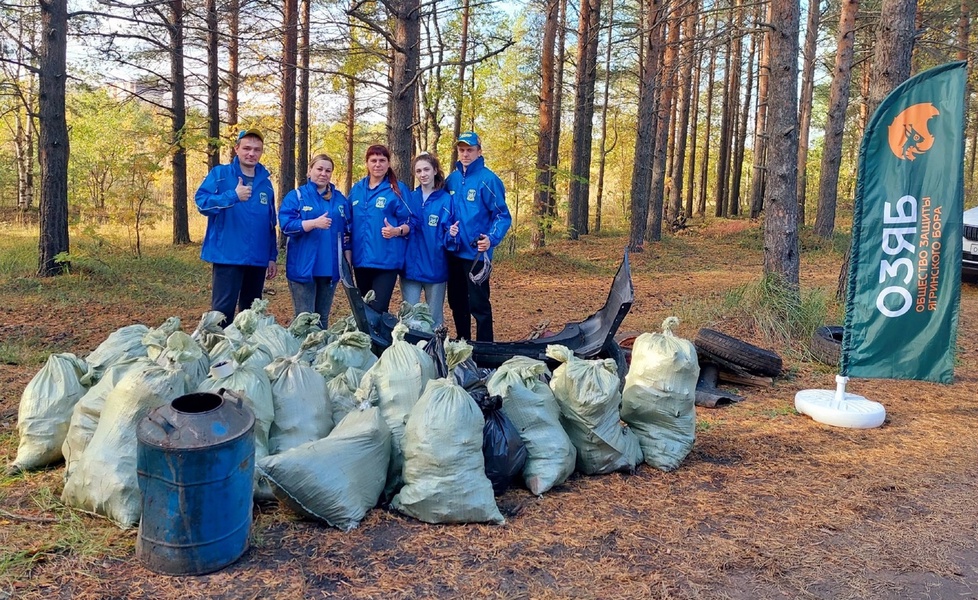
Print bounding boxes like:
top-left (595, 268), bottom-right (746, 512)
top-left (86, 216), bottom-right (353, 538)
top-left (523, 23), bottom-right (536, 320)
top-left (0, 333), bottom-right (51, 368)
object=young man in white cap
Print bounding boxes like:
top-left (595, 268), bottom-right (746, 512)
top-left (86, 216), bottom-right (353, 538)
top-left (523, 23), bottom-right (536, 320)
top-left (444, 131), bottom-right (512, 341)
top-left (194, 129), bottom-right (278, 327)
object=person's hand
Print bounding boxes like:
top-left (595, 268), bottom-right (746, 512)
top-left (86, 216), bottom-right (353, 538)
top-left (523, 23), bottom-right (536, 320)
top-left (476, 234), bottom-right (490, 252)
top-left (266, 261), bottom-right (278, 280)
top-left (236, 177), bottom-right (252, 202)
top-left (308, 213), bottom-right (331, 230)
top-left (449, 221), bottom-right (459, 237)
top-left (382, 218), bottom-right (399, 239)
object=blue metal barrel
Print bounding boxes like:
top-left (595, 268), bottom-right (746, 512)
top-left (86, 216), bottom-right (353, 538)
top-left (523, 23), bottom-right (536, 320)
top-left (136, 390), bottom-right (255, 575)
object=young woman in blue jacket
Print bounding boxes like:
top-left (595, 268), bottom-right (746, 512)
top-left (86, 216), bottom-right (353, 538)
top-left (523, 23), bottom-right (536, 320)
top-left (347, 144), bottom-right (413, 313)
top-left (278, 154), bottom-right (351, 327)
top-left (400, 153), bottom-right (455, 328)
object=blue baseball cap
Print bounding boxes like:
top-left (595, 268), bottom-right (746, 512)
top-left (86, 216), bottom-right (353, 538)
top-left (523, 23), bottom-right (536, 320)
top-left (456, 131), bottom-right (481, 147)
top-left (237, 128), bottom-right (264, 143)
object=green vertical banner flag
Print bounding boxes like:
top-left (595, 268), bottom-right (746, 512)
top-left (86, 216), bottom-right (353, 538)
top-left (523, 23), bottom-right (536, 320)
top-left (842, 61), bottom-right (965, 383)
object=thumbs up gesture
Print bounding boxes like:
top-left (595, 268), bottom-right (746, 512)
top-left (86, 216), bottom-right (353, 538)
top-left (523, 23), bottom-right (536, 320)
top-left (235, 177), bottom-right (252, 202)
top-left (382, 218), bottom-right (398, 239)
top-left (449, 220), bottom-right (459, 237)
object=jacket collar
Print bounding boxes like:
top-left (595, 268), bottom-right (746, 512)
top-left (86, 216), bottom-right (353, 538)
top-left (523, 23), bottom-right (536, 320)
top-left (231, 157), bottom-right (270, 187)
top-left (455, 155), bottom-right (485, 177)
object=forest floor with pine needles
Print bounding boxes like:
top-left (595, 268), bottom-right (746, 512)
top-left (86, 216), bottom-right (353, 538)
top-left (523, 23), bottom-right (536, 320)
top-left (1, 218), bottom-right (977, 599)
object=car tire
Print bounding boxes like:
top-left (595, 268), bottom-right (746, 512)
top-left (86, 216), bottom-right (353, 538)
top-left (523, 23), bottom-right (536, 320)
top-left (693, 328), bottom-right (783, 377)
top-left (810, 325), bottom-right (843, 366)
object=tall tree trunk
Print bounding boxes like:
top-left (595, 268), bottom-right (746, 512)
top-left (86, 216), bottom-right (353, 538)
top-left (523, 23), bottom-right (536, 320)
top-left (749, 7), bottom-right (770, 219)
top-left (796, 0), bottom-right (821, 225)
top-left (646, 9), bottom-right (677, 242)
top-left (684, 10), bottom-right (704, 219)
top-left (724, 0), bottom-right (744, 216)
top-left (387, 0), bottom-right (421, 182)
top-left (548, 0), bottom-right (569, 221)
top-left (730, 14), bottom-right (753, 217)
top-left (280, 0), bottom-right (298, 212)
top-left (813, 0), bottom-right (858, 238)
top-left (450, 0), bottom-right (470, 168)
top-left (567, 0), bottom-right (602, 239)
top-left (345, 78), bottom-right (355, 194)
top-left (668, 0), bottom-right (695, 223)
top-left (206, 0), bottom-right (220, 170)
top-left (170, 0), bottom-right (191, 245)
top-left (297, 0), bottom-right (310, 180)
top-left (627, 0), bottom-right (665, 251)
top-left (697, 37), bottom-right (717, 216)
top-left (960, 1), bottom-right (973, 187)
top-left (532, 0), bottom-right (559, 250)
top-left (594, 0), bottom-right (616, 233)
top-left (763, 0), bottom-right (801, 286)
top-left (37, 0), bottom-right (69, 276)
top-left (226, 0), bottom-right (239, 163)
top-left (715, 10), bottom-right (733, 218)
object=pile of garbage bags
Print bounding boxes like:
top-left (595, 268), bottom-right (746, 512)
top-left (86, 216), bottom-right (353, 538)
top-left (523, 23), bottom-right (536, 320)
top-left (12, 304), bottom-right (700, 531)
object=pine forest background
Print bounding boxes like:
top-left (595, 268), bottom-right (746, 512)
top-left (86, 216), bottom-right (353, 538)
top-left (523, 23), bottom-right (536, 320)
top-left (2, 0), bottom-right (974, 276)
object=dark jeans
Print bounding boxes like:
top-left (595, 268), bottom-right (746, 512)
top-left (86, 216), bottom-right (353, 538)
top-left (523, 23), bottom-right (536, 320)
top-left (212, 263), bottom-right (267, 328)
top-left (288, 277), bottom-right (336, 328)
top-left (446, 255), bottom-right (493, 341)
top-left (354, 267), bottom-right (399, 313)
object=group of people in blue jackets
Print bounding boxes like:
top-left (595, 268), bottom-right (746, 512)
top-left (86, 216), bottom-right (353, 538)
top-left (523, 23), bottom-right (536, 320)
top-left (194, 129), bottom-right (511, 342)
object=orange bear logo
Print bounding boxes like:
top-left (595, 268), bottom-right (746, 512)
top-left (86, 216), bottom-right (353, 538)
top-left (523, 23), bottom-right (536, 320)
top-left (887, 103), bottom-right (940, 160)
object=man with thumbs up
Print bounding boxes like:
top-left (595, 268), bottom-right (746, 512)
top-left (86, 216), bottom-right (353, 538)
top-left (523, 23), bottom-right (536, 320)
top-left (194, 128), bottom-right (278, 327)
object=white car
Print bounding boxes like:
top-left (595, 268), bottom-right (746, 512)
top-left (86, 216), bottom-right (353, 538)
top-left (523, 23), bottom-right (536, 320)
top-left (965, 206), bottom-right (978, 278)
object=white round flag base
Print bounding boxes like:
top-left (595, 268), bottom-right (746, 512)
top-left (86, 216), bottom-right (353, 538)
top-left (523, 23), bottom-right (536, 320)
top-left (795, 389), bottom-right (886, 429)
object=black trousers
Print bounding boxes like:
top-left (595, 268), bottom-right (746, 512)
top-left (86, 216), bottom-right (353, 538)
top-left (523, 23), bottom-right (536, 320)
top-left (354, 267), bottom-right (399, 313)
top-left (212, 263), bottom-right (267, 328)
top-left (446, 255), bottom-right (493, 341)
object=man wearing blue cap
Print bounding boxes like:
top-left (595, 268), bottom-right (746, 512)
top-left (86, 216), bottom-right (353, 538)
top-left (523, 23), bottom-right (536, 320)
top-left (445, 131), bottom-right (512, 341)
top-left (194, 129), bottom-right (278, 327)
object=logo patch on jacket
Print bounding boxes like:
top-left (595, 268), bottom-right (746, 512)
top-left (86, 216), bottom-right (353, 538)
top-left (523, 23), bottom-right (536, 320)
top-left (302, 206), bottom-right (313, 212)
top-left (376, 197), bottom-right (386, 209)
top-left (338, 206), bottom-right (345, 218)
top-left (466, 189), bottom-right (476, 202)
top-left (260, 192), bottom-right (269, 205)
top-left (428, 214), bottom-right (439, 227)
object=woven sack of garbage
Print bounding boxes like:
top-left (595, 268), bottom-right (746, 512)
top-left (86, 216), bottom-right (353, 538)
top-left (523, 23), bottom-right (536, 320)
top-left (397, 301), bottom-right (435, 334)
top-left (327, 367), bottom-right (365, 426)
top-left (324, 315), bottom-right (359, 344)
top-left (356, 323), bottom-right (436, 498)
top-left (487, 356), bottom-right (576, 495)
top-left (252, 318), bottom-right (300, 359)
top-left (620, 317), bottom-right (699, 472)
top-left (197, 345), bottom-right (275, 500)
top-left (390, 341), bottom-right (503, 524)
top-left (313, 331), bottom-right (377, 379)
top-left (288, 312), bottom-right (326, 362)
top-left (10, 353), bottom-right (90, 473)
top-left (257, 402), bottom-right (391, 532)
top-left (224, 298), bottom-right (276, 340)
top-left (265, 333), bottom-right (333, 455)
top-left (81, 324), bottom-right (149, 386)
top-left (62, 357), bottom-right (147, 480)
top-left (191, 310), bottom-right (227, 353)
top-left (547, 344), bottom-right (643, 475)
top-left (61, 357), bottom-right (190, 527)
top-left (145, 329), bottom-right (211, 389)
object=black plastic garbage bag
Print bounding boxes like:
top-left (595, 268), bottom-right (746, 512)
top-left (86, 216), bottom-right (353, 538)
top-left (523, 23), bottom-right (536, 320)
top-left (453, 357), bottom-right (493, 406)
top-left (424, 327), bottom-right (450, 380)
top-left (479, 394), bottom-right (528, 496)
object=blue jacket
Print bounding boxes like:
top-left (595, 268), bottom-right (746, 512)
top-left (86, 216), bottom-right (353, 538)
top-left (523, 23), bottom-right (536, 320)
top-left (194, 158), bottom-right (278, 267)
top-left (403, 187), bottom-right (454, 283)
top-left (445, 155), bottom-right (511, 260)
top-left (278, 180), bottom-right (351, 284)
top-left (348, 177), bottom-right (413, 271)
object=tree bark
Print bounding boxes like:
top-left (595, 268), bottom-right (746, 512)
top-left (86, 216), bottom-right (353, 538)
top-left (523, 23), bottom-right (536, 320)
top-left (170, 0), bottom-right (190, 245)
top-left (37, 0), bottom-right (70, 276)
top-left (813, 0), bottom-right (858, 239)
top-left (532, 0), bottom-right (559, 250)
top-left (594, 0), bottom-right (616, 233)
top-left (668, 0), bottom-right (695, 224)
top-left (646, 10), bottom-right (677, 242)
top-left (715, 10), bottom-right (733, 218)
top-left (567, 0), bottom-right (603, 239)
top-left (795, 0), bottom-right (821, 225)
top-left (279, 0), bottom-right (298, 209)
top-left (450, 0), bottom-right (470, 168)
top-left (627, 0), bottom-right (665, 251)
top-left (867, 0), bottom-right (916, 117)
top-left (724, 0), bottom-right (744, 217)
top-left (225, 0), bottom-right (239, 163)
top-left (748, 9), bottom-right (770, 219)
top-left (684, 11), bottom-right (704, 219)
top-left (386, 0), bottom-right (421, 182)
top-left (548, 0), bottom-right (569, 220)
top-left (206, 0), bottom-right (220, 170)
top-left (730, 12), bottom-right (754, 218)
top-left (697, 37), bottom-right (717, 216)
top-left (297, 0), bottom-right (310, 181)
top-left (762, 0), bottom-right (800, 286)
